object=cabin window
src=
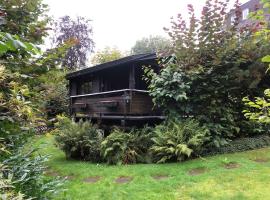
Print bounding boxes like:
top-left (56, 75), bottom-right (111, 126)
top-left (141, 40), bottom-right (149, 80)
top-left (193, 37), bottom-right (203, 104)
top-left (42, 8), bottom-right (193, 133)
top-left (80, 81), bottom-right (93, 94)
top-left (231, 14), bottom-right (236, 25)
top-left (242, 8), bottom-right (249, 20)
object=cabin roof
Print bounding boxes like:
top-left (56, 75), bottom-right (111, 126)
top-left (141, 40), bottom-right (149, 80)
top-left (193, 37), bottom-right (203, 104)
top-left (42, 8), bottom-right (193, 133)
top-left (66, 53), bottom-right (157, 79)
top-left (228, 0), bottom-right (261, 14)
top-left (241, 0), bottom-right (260, 10)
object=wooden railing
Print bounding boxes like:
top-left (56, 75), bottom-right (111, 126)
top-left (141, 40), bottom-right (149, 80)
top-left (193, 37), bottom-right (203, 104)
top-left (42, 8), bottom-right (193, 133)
top-left (70, 89), bottom-right (163, 120)
top-left (70, 89), bottom-right (148, 98)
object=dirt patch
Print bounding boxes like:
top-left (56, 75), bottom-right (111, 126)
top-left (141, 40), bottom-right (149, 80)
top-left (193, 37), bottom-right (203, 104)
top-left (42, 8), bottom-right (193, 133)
top-left (223, 162), bottom-right (240, 169)
top-left (152, 175), bottom-right (170, 180)
top-left (83, 176), bottom-right (101, 183)
top-left (253, 158), bottom-right (270, 163)
top-left (64, 175), bottom-right (75, 180)
top-left (188, 167), bottom-right (207, 176)
top-left (115, 176), bottom-right (133, 183)
top-left (45, 171), bottom-right (60, 177)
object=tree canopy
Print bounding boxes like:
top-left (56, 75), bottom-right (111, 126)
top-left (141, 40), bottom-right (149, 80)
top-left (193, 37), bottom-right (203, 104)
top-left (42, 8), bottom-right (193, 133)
top-left (0, 0), bottom-right (50, 44)
top-left (131, 35), bottom-right (171, 54)
top-left (91, 46), bottom-right (124, 65)
top-left (52, 15), bottom-right (95, 70)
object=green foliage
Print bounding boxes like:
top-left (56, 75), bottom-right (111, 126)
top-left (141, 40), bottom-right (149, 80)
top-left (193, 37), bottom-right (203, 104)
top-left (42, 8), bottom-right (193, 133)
top-left (100, 127), bottom-right (154, 165)
top-left (2, 149), bottom-right (63, 200)
top-left (91, 46), bottom-right (125, 65)
top-left (0, 30), bottom-right (63, 199)
top-left (38, 70), bottom-right (69, 119)
top-left (54, 115), bottom-right (104, 162)
top-left (201, 134), bottom-right (270, 156)
top-left (0, 165), bottom-right (25, 200)
top-left (131, 35), bottom-right (171, 54)
top-left (0, 0), bottom-right (50, 44)
top-left (0, 58), bottom-right (37, 158)
top-left (0, 32), bottom-right (39, 56)
top-left (101, 129), bottom-right (132, 165)
top-left (144, 66), bottom-right (190, 111)
top-left (145, 0), bottom-right (270, 146)
top-left (243, 89), bottom-right (270, 123)
top-left (150, 119), bottom-right (209, 163)
top-left (242, 0), bottom-right (270, 125)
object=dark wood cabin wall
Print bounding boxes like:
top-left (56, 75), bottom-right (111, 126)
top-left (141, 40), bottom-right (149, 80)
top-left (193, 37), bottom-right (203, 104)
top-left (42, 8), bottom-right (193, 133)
top-left (101, 66), bottom-right (130, 91)
top-left (71, 74), bottom-right (100, 95)
top-left (134, 65), bottom-right (147, 90)
top-left (130, 92), bottom-right (155, 114)
top-left (92, 76), bottom-right (100, 93)
top-left (70, 80), bottom-right (78, 96)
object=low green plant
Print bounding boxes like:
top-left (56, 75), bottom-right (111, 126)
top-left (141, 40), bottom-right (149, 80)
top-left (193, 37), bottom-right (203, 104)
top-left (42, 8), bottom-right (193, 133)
top-left (101, 126), bottom-right (154, 165)
top-left (0, 164), bottom-right (26, 200)
top-left (150, 118), bottom-right (209, 163)
top-left (54, 115), bottom-right (104, 162)
top-left (2, 149), bottom-right (63, 200)
top-left (100, 128), bottom-right (132, 165)
top-left (201, 134), bottom-right (270, 156)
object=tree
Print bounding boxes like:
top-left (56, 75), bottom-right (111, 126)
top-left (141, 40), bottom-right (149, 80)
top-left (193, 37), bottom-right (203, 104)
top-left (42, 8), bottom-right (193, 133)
top-left (144, 0), bottom-right (270, 147)
top-left (91, 46), bottom-right (124, 65)
top-left (52, 15), bottom-right (95, 70)
top-left (0, 1), bottom-right (65, 197)
top-left (0, 32), bottom-right (62, 199)
top-left (131, 35), bottom-right (171, 54)
top-left (0, 0), bottom-right (50, 44)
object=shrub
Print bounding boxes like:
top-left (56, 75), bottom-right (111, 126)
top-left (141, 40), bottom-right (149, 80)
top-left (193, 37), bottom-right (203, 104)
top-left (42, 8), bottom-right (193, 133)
top-left (2, 149), bottom-right (63, 200)
top-left (38, 70), bottom-right (69, 119)
top-left (101, 126), bottom-right (154, 165)
top-left (0, 164), bottom-right (25, 200)
top-left (54, 115), bottom-right (104, 162)
top-left (150, 118), bottom-right (209, 163)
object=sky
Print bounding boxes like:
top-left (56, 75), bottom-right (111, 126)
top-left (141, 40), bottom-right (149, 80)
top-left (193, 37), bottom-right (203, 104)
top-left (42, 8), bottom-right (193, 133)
top-left (44, 0), bottom-right (249, 52)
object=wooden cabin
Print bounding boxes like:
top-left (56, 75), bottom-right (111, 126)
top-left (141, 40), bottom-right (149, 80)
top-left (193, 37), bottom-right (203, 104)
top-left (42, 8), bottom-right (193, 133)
top-left (66, 53), bottom-right (164, 125)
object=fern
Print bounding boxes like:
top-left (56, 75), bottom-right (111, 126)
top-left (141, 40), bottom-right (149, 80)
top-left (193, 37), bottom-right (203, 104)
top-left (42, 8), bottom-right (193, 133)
top-left (54, 115), bottom-right (104, 162)
top-left (151, 118), bottom-right (209, 163)
top-left (101, 126), bottom-right (153, 165)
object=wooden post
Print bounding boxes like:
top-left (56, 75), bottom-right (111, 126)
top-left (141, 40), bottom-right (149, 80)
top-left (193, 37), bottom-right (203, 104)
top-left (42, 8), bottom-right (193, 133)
top-left (69, 81), bottom-right (72, 116)
top-left (129, 64), bottom-right (135, 89)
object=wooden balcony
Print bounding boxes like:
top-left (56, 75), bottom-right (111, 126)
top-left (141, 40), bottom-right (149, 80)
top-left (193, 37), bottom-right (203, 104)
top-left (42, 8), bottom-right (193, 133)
top-left (70, 89), bottom-right (164, 120)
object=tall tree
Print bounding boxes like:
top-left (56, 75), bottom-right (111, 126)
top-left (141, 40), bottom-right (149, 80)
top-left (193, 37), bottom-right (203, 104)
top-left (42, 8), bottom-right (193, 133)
top-left (131, 35), bottom-right (171, 54)
top-left (144, 0), bottom-right (270, 146)
top-left (0, 0), bottom-right (50, 44)
top-left (52, 15), bottom-right (95, 70)
top-left (91, 46), bottom-right (124, 65)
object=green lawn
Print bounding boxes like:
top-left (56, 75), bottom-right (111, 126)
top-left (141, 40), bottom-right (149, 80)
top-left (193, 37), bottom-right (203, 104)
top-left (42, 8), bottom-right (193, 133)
top-left (33, 134), bottom-right (270, 200)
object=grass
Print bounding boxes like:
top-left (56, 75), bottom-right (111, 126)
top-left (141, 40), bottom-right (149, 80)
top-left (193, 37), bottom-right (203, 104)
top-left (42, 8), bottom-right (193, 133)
top-left (32, 134), bottom-right (270, 200)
